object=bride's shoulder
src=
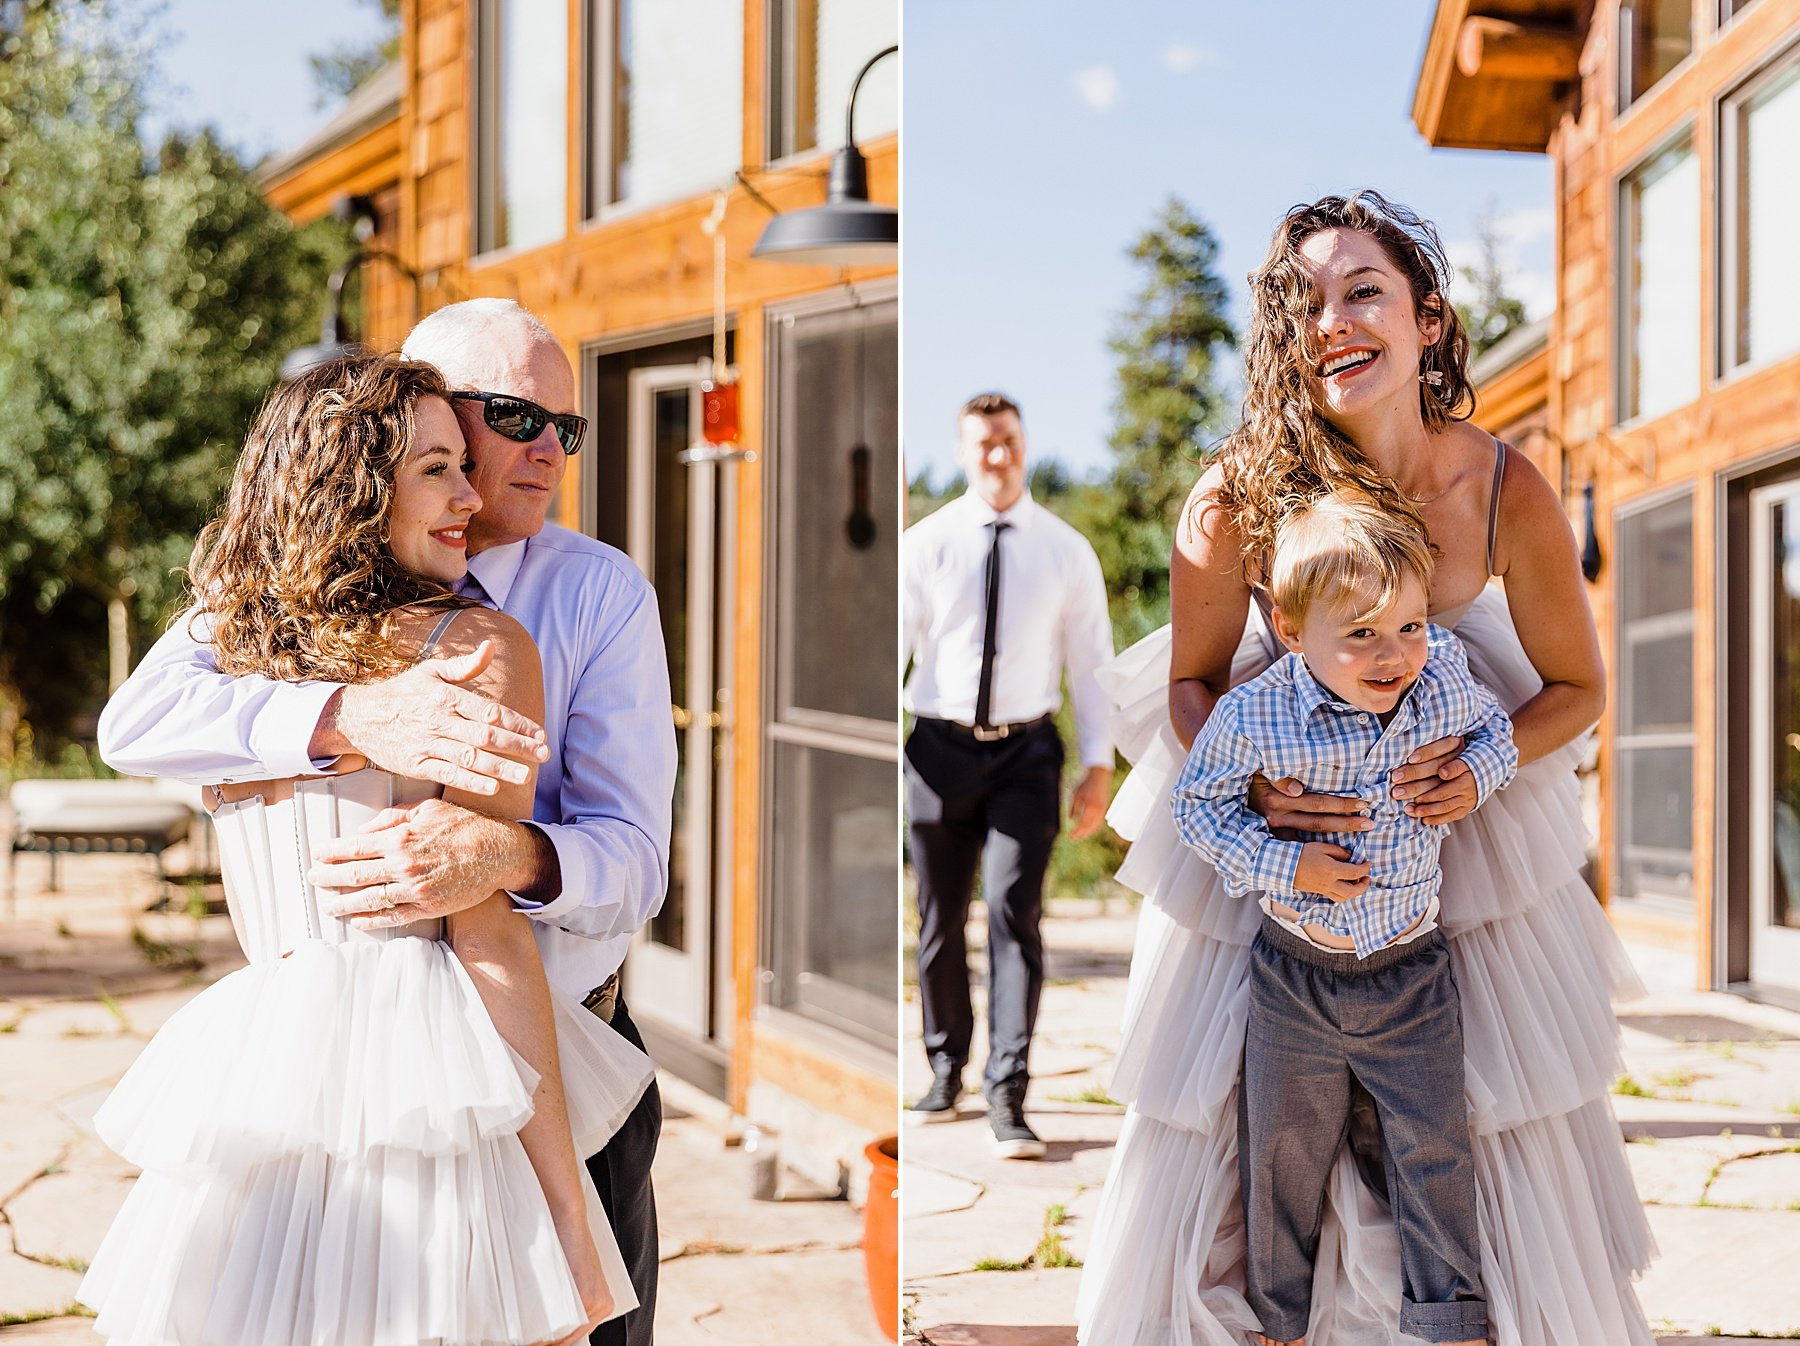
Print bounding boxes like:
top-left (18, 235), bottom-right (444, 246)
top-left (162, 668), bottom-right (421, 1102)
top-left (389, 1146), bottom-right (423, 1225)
top-left (1489, 435), bottom-right (1575, 575)
top-left (393, 604), bottom-right (539, 669)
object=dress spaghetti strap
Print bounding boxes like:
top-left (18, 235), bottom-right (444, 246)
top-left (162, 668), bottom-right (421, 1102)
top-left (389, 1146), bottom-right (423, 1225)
top-left (1486, 436), bottom-right (1506, 577)
top-left (414, 608), bottom-right (463, 662)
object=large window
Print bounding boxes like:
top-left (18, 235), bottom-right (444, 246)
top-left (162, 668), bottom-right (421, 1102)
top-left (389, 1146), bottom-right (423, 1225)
top-left (1619, 135), bottom-right (1700, 424)
top-left (476, 0), bottom-right (568, 255)
top-left (585, 0), bottom-right (742, 216)
top-left (763, 291), bottom-right (898, 1048)
top-left (769, 0), bottom-right (897, 162)
top-left (1613, 492), bottom-right (1696, 908)
top-left (1620, 0), bottom-right (1693, 108)
top-left (1722, 46), bottom-right (1800, 375)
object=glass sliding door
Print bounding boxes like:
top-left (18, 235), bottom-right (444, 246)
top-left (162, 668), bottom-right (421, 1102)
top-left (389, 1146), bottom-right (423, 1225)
top-left (763, 289), bottom-right (899, 1049)
top-left (620, 362), bottom-right (736, 1048)
top-left (1749, 480), bottom-right (1800, 995)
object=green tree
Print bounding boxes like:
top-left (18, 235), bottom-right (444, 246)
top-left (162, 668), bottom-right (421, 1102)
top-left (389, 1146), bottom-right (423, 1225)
top-left (0, 0), bottom-right (346, 758)
top-left (1038, 199), bottom-right (1237, 899)
top-left (309, 0), bottom-right (401, 104)
top-left (1455, 203), bottom-right (1531, 357)
top-left (1096, 196), bottom-right (1236, 645)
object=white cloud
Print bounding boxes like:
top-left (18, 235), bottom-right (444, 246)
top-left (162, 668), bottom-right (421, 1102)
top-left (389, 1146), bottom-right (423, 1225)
top-left (1072, 65), bottom-right (1120, 110)
top-left (1162, 43), bottom-right (1219, 73)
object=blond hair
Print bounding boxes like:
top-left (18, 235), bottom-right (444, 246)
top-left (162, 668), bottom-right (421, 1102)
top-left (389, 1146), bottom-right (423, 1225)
top-left (1269, 491), bottom-right (1434, 627)
top-left (187, 352), bottom-right (469, 683)
top-left (1214, 191), bottom-right (1475, 582)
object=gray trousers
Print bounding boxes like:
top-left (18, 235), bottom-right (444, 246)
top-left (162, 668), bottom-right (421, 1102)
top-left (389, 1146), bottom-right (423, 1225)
top-left (1238, 917), bottom-right (1488, 1344)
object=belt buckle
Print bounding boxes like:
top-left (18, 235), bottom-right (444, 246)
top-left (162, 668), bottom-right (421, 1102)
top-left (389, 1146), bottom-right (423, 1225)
top-left (971, 722), bottom-right (1010, 741)
top-left (582, 973), bottom-right (620, 1025)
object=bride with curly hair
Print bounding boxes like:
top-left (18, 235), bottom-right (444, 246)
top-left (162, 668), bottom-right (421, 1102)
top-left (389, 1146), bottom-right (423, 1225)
top-left (79, 353), bottom-right (649, 1346)
top-left (1076, 192), bottom-right (1653, 1346)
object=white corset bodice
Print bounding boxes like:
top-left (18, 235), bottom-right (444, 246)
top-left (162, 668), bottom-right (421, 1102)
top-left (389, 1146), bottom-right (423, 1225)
top-left (210, 768), bottom-right (445, 961)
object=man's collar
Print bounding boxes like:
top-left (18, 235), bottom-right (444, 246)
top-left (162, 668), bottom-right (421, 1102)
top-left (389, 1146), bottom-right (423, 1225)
top-left (959, 489), bottom-right (1034, 527)
top-left (465, 538), bottom-right (528, 609)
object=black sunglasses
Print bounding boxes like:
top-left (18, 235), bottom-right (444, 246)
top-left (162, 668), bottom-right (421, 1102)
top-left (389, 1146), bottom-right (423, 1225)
top-left (450, 391), bottom-right (587, 456)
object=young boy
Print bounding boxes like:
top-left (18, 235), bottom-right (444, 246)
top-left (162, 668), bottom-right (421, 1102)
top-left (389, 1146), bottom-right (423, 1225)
top-left (1171, 491), bottom-right (1517, 1346)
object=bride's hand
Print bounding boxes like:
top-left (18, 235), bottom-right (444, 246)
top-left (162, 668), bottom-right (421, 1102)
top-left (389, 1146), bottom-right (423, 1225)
top-left (1388, 734), bottom-right (1478, 824)
top-left (545, 1223), bottom-right (613, 1346)
top-left (1247, 774), bottom-right (1375, 839)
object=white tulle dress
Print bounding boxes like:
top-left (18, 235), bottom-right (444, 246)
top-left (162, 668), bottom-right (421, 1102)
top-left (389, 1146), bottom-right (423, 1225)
top-left (1075, 589), bottom-right (1655, 1346)
top-left (78, 768), bottom-right (655, 1346)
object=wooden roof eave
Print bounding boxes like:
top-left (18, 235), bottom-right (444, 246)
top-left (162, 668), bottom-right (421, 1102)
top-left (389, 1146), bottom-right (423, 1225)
top-left (1412, 0), bottom-right (1586, 153)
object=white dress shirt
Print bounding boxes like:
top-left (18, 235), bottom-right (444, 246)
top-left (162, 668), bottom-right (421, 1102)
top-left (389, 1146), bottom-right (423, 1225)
top-left (97, 523), bottom-right (677, 998)
top-left (904, 490), bottom-right (1115, 768)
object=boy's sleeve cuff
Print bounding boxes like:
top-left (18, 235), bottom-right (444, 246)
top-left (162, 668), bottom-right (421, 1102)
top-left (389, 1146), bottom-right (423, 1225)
top-left (1245, 838), bottom-right (1305, 894)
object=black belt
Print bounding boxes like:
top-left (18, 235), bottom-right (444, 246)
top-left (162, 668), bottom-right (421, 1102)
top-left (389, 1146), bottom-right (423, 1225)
top-left (582, 972), bottom-right (621, 1024)
top-left (921, 712), bottom-right (1054, 743)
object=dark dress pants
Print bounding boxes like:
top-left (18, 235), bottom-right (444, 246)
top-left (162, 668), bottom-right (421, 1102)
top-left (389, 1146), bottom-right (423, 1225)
top-left (906, 716), bottom-right (1063, 1095)
top-left (586, 996), bottom-right (662, 1346)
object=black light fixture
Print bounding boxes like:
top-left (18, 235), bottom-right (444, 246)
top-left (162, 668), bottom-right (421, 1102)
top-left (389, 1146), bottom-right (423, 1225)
top-left (281, 195), bottom-right (422, 381)
top-left (752, 45), bottom-right (898, 266)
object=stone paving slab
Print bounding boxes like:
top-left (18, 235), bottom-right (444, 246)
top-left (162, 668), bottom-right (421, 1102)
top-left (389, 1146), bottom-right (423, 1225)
top-left (658, 1245), bottom-right (878, 1344)
top-left (0, 1321), bottom-right (93, 1342)
top-left (7, 1172), bottom-right (130, 1268)
top-left (0, 1255), bottom-right (82, 1327)
top-left (0, 1102), bottom-right (68, 1204)
top-left (1705, 1146), bottom-right (1800, 1210)
top-left (908, 1268), bottom-right (1083, 1345)
top-left (1639, 1205), bottom-right (1800, 1336)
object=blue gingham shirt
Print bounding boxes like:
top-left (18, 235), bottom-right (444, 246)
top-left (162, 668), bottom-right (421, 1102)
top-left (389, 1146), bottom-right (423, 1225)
top-left (1171, 625), bottom-right (1518, 956)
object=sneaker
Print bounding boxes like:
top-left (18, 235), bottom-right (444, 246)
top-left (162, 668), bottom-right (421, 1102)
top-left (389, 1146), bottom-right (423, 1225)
top-left (986, 1082), bottom-right (1046, 1159)
top-left (908, 1073), bottom-right (963, 1124)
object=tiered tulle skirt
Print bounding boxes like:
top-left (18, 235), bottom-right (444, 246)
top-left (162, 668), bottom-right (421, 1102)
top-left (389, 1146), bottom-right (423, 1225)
top-left (1075, 590), bottom-right (1656, 1346)
top-left (79, 935), bottom-right (655, 1346)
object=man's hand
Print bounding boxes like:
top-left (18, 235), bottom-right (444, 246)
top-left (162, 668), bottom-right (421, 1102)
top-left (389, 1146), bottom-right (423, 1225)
top-left (313, 640), bottom-right (550, 795)
top-left (1292, 842), bottom-right (1370, 903)
top-left (308, 798), bottom-right (547, 929)
top-left (1388, 734), bottom-right (1478, 825)
top-left (1068, 765), bottom-right (1112, 840)
top-left (1247, 774), bottom-right (1374, 839)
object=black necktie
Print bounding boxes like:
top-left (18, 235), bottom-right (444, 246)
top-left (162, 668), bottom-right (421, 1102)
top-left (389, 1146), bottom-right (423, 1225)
top-left (974, 520), bottom-right (1011, 730)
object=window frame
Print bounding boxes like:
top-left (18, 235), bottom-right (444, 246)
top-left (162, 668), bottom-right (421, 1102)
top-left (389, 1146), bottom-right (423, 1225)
top-left (1611, 484), bottom-right (1699, 912)
top-left (1614, 122), bottom-right (1701, 428)
top-left (471, 0), bottom-right (571, 262)
top-left (580, 0), bottom-right (746, 225)
top-left (1715, 34), bottom-right (1800, 382)
top-left (1617, 0), bottom-right (1699, 115)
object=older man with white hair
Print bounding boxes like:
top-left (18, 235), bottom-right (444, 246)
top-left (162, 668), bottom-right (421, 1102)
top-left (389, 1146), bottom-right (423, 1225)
top-left (99, 299), bottom-right (676, 1346)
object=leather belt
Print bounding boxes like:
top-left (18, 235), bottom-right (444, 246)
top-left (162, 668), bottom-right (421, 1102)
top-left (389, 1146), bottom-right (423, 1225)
top-left (582, 972), bottom-right (621, 1025)
top-left (923, 712), bottom-right (1054, 743)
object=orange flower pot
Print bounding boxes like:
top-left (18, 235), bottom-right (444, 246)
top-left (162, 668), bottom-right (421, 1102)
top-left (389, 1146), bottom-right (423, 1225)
top-left (863, 1134), bottom-right (900, 1340)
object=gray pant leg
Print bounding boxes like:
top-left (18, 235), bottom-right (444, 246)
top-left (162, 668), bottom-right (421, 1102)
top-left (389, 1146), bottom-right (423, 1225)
top-left (1238, 930), bottom-right (1355, 1342)
top-left (1345, 936), bottom-right (1488, 1344)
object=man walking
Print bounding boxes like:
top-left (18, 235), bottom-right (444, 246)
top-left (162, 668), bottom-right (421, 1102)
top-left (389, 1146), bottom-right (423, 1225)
top-left (904, 392), bottom-right (1114, 1157)
top-left (99, 300), bottom-right (675, 1346)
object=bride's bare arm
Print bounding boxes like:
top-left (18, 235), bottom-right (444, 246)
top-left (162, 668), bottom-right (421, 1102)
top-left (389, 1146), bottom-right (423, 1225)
top-left (431, 610), bottom-right (611, 1334)
top-left (1487, 446), bottom-right (1607, 767)
top-left (1169, 468), bottom-right (1255, 750)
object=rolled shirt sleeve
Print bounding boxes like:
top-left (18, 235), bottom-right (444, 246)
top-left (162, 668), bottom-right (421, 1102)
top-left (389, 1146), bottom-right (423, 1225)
top-left (505, 569), bottom-right (675, 942)
top-left (1170, 700), bottom-right (1304, 899)
top-left (1063, 541), bottom-right (1117, 769)
top-left (97, 611), bottom-right (345, 784)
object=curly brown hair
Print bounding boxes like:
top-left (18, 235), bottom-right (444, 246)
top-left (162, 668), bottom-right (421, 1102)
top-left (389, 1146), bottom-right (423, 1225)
top-left (1214, 191), bottom-right (1474, 582)
top-left (187, 352), bottom-right (470, 683)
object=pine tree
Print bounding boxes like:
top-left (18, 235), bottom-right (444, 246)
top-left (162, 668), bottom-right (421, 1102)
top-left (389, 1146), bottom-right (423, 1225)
top-left (1095, 197), bottom-right (1236, 645)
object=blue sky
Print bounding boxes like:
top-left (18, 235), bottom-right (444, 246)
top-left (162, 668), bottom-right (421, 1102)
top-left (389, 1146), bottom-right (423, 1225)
top-left (902, 1), bottom-right (1556, 482)
top-left (139, 0), bottom-right (393, 161)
